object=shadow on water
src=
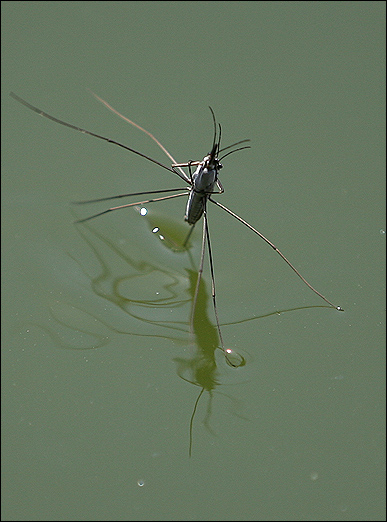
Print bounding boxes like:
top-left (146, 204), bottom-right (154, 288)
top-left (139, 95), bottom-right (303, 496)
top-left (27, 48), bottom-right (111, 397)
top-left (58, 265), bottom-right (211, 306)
top-left (35, 207), bottom-right (334, 456)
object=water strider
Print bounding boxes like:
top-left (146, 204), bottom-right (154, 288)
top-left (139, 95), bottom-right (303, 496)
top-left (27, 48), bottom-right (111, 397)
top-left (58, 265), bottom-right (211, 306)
top-left (10, 92), bottom-right (344, 366)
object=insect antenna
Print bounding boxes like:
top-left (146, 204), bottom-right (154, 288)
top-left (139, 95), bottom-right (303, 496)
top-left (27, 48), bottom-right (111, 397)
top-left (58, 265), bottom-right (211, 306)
top-left (208, 106), bottom-right (222, 157)
top-left (219, 139), bottom-right (251, 154)
top-left (207, 110), bottom-right (250, 161)
top-left (219, 145), bottom-right (251, 161)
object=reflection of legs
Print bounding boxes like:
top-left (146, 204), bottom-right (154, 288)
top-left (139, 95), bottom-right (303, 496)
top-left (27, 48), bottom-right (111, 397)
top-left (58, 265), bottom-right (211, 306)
top-left (189, 387), bottom-right (204, 458)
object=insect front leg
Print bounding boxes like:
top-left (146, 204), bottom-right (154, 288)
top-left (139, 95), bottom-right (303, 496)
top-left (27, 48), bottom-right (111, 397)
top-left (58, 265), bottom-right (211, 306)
top-left (172, 160), bottom-right (201, 184)
top-left (188, 161), bottom-right (194, 182)
top-left (213, 179), bottom-right (224, 194)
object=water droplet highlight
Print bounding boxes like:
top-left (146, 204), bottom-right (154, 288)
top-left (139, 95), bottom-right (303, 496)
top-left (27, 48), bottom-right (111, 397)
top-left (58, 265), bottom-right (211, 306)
top-left (225, 348), bottom-right (246, 368)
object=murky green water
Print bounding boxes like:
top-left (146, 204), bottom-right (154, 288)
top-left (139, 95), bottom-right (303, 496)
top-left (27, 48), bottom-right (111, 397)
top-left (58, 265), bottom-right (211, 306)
top-left (2, 2), bottom-right (385, 520)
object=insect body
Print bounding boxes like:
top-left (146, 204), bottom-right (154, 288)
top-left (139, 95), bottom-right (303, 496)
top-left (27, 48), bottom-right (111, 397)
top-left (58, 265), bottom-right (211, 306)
top-left (10, 92), bottom-right (343, 367)
top-left (184, 143), bottom-right (221, 225)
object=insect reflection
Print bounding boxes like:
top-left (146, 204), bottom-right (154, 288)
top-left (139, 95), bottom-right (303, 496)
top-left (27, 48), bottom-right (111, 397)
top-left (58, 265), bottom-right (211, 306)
top-left (58, 211), bottom-right (247, 455)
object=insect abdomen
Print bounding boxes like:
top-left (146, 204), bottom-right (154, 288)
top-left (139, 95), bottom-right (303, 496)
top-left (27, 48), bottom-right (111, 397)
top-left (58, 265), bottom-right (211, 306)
top-left (184, 190), bottom-right (205, 225)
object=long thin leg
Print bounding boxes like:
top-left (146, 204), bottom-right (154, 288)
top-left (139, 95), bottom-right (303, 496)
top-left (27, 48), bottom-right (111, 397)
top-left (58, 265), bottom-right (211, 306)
top-left (210, 198), bottom-right (343, 311)
top-left (203, 209), bottom-right (239, 367)
top-left (189, 206), bottom-right (241, 366)
top-left (10, 92), bottom-right (188, 183)
top-left (90, 91), bottom-right (190, 182)
top-left (76, 191), bottom-right (189, 223)
top-left (74, 187), bottom-right (188, 205)
top-left (190, 217), bottom-right (207, 335)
